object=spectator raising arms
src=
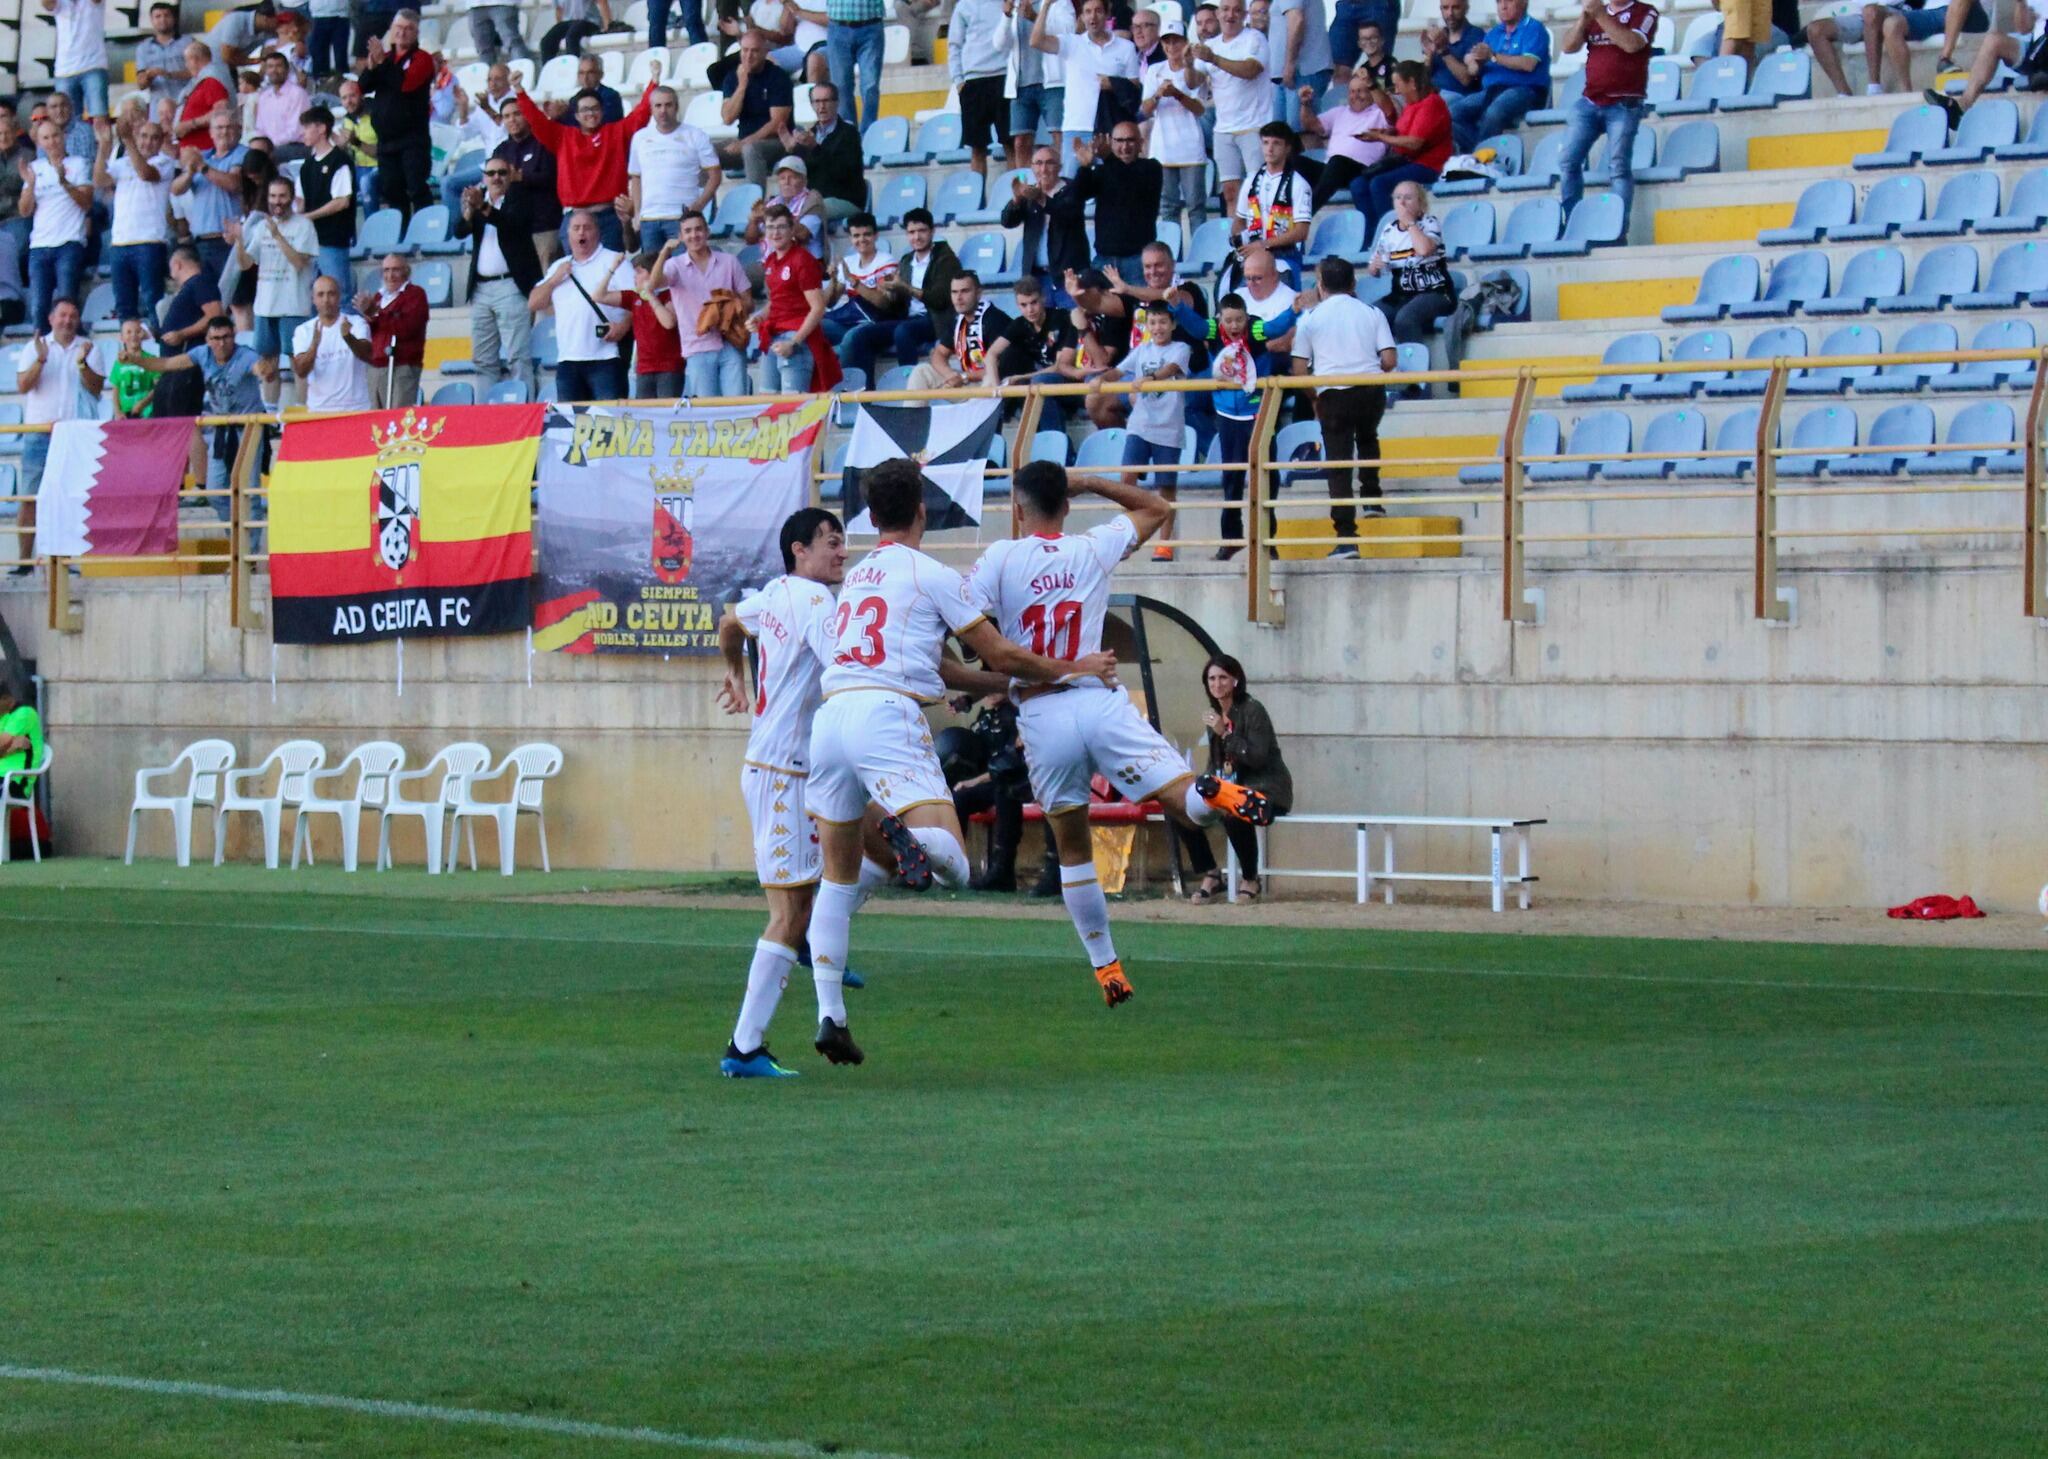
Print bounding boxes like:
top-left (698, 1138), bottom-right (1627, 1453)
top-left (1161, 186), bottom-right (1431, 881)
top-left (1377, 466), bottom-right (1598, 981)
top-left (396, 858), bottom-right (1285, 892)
top-left (95, 115), bottom-right (176, 327)
top-left (357, 9), bottom-right (438, 222)
top-left (1032, 0), bottom-right (1142, 179)
top-left (351, 253), bottom-right (431, 408)
top-left (290, 275), bottom-right (373, 413)
top-left (517, 63), bottom-right (661, 253)
top-left (13, 297), bottom-right (103, 569)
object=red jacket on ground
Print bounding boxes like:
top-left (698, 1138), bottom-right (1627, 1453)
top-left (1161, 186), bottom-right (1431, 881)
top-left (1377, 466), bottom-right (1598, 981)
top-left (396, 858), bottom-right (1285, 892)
top-left (515, 85), bottom-right (654, 211)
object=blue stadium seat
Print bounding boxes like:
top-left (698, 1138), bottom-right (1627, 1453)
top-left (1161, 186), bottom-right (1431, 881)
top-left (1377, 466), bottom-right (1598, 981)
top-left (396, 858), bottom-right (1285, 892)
top-left (1860, 321), bottom-right (1959, 393)
top-left (1154, 219), bottom-right (1182, 257)
top-left (1855, 106), bottom-right (1947, 168)
top-left (1635, 119), bottom-right (1721, 182)
top-left (2002, 103), bottom-right (2048, 159)
top-left (864, 115), bottom-right (912, 166)
top-left (1185, 217), bottom-right (1231, 275)
top-left (875, 174), bottom-right (930, 229)
top-left (0, 402), bottom-right (23, 454)
top-left (1562, 332), bottom-right (1661, 402)
top-left (1660, 53), bottom-right (1747, 115)
top-left (1305, 210), bottom-right (1364, 264)
top-left (987, 237), bottom-right (1022, 286)
top-left (1496, 132), bottom-right (1567, 192)
top-left (430, 381), bottom-right (475, 406)
top-left (1905, 401), bottom-right (2021, 475)
top-left (1676, 406), bottom-right (1768, 479)
top-left (407, 204), bottom-right (466, 255)
top-left (1665, 254), bottom-right (1760, 321)
top-left (414, 260), bottom-right (453, 307)
top-left (1788, 324), bottom-right (1882, 395)
top-left (835, 368), bottom-right (867, 426)
top-left (1760, 179), bottom-right (1854, 245)
top-left (1705, 326), bottom-right (1809, 397)
top-left (1529, 410), bottom-right (1629, 482)
top-left (1527, 68), bottom-right (1585, 126)
top-left (1585, 124), bottom-right (1655, 186)
top-left (960, 168), bottom-right (1026, 226)
top-left (532, 314), bottom-right (557, 368)
top-left (1460, 411), bottom-right (1559, 485)
top-left (1532, 193), bottom-right (1625, 256)
top-left (1777, 405), bottom-right (1859, 475)
top-left (1272, 420), bottom-right (1324, 490)
top-left (1074, 428), bottom-right (1127, 469)
top-left (920, 112), bottom-right (972, 165)
top-left (1441, 200), bottom-right (1496, 258)
top-left (1933, 318), bottom-right (2037, 391)
top-left (1878, 241), bottom-right (1979, 311)
top-left (1828, 174), bottom-right (1924, 241)
top-left (352, 207), bottom-right (403, 259)
top-left (1977, 166), bottom-right (2048, 233)
top-left (930, 170), bottom-right (981, 225)
top-left (1721, 49), bottom-right (1812, 111)
top-left (1925, 98), bottom-right (2018, 164)
top-left (1640, 56), bottom-right (1684, 112)
top-left (1469, 197), bottom-right (1562, 259)
top-left (1955, 239), bottom-right (2048, 308)
top-left (710, 182), bottom-right (761, 237)
top-left (1437, 133), bottom-right (1521, 196)
top-left (1728, 250), bottom-right (1829, 318)
top-left (876, 364), bottom-right (914, 391)
top-left (957, 230), bottom-right (1006, 279)
top-left (1807, 246), bottom-right (1904, 314)
top-left (1634, 329), bottom-right (1734, 398)
top-left (80, 281), bottom-right (114, 328)
top-left (1607, 408), bottom-right (1706, 479)
top-left (1392, 341), bottom-right (1431, 398)
top-left (1900, 169), bottom-right (2002, 237)
top-left (1831, 403), bottom-right (1934, 476)
top-left (1030, 430), bottom-right (1070, 465)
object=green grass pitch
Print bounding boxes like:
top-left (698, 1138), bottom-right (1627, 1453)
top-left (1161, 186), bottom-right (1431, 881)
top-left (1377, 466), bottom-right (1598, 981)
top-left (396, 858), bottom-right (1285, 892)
top-left (1, 866), bottom-right (2044, 1458)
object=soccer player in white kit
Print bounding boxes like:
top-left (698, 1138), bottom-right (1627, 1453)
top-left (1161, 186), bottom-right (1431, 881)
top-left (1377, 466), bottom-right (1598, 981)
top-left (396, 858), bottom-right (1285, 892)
top-left (805, 458), bottom-right (1118, 1067)
top-left (970, 461), bottom-right (1274, 1005)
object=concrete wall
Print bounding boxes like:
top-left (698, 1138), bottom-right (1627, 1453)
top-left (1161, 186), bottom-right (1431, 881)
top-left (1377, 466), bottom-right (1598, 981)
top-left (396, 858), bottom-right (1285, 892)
top-left (10, 548), bottom-right (2048, 908)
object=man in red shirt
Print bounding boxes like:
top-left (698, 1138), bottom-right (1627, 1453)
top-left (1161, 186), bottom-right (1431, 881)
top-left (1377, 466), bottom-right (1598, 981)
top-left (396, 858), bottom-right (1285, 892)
top-left (749, 203), bottom-right (839, 394)
top-left (1351, 60), bottom-right (1453, 233)
top-left (348, 253), bottom-right (431, 408)
top-left (514, 62), bottom-right (660, 254)
top-left (1557, 0), bottom-right (1656, 231)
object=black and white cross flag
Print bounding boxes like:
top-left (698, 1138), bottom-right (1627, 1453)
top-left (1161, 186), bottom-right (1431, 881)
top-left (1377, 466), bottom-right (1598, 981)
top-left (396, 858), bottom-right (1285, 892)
top-left (839, 399), bottom-right (1004, 534)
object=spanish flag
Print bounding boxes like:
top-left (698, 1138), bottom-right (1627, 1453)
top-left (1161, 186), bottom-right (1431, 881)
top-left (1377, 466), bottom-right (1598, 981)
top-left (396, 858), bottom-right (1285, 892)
top-left (268, 404), bottom-right (544, 645)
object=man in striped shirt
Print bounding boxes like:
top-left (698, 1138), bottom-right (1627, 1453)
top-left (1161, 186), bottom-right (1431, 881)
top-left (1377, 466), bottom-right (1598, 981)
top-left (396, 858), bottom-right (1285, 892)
top-left (826, 0), bottom-right (887, 132)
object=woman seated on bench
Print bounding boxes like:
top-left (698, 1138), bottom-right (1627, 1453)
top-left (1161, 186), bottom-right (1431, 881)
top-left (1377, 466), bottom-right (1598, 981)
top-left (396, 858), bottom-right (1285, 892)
top-left (1180, 653), bottom-right (1293, 904)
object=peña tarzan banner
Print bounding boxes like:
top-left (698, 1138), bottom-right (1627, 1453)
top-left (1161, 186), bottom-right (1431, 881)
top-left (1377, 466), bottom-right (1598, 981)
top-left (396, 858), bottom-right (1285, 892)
top-left (532, 399), bottom-right (828, 655)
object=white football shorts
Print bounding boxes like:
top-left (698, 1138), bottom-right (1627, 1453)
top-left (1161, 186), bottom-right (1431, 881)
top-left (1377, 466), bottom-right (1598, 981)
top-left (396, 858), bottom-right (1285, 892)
top-left (1018, 685), bottom-right (1195, 812)
top-left (806, 689), bottom-right (954, 824)
top-left (743, 763), bottom-right (823, 887)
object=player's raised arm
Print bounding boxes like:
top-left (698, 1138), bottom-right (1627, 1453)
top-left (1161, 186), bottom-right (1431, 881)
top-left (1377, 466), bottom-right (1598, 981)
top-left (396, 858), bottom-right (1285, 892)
top-left (715, 610), bottom-right (752, 715)
top-left (1067, 471), bottom-right (1171, 546)
top-left (957, 619), bottom-right (1115, 687)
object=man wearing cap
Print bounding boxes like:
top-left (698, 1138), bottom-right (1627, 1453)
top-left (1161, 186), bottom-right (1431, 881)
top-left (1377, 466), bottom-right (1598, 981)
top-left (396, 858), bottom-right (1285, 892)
top-left (742, 154), bottom-right (829, 289)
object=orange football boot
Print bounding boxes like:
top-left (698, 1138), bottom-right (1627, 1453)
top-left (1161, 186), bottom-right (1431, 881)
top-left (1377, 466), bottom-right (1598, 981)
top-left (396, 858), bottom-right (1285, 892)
top-left (1094, 960), bottom-right (1134, 1007)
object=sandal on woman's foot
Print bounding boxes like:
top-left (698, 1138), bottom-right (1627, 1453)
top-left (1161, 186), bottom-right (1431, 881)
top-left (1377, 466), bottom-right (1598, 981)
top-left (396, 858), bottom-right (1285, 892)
top-left (1188, 870), bottom-right (1225, 904)
top-left (1238, 878), bottom-right (1262, 903)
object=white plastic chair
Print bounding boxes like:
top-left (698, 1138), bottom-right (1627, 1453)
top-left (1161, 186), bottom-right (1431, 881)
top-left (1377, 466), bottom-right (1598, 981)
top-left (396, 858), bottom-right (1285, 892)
top-left (213, 740), bottom-right (327, 870)
top-left (378, 741), bottom-right (492, 875)
top-left (883, 24), bottom-right (910, 64)
top-left (624, 46), bottom-right (670, 93)
top-left (292, 742), bottom-right (407, 873)
top-left (674, 40), bottom-right (718, 90)
top-left (126, 739), bottom-right (236, 867)
top-left (448, 742), bottom-right (563, 876)
top-left (1, 744), bottom-right (51, 864)
top-left (534, 53), bottom-right (581, 101)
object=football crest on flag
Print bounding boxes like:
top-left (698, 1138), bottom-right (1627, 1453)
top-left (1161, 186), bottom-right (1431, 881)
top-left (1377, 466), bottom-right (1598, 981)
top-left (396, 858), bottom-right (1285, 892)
top-left (651, 461), bottom-right (698, 585)
top-left (840, 399), bottom-right (1003, 534)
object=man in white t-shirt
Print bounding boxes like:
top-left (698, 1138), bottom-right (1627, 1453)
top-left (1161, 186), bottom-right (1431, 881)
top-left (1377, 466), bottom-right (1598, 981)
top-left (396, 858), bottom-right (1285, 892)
top-left (43, 0), bottom-right (110, 120)
top-left (1030, 0), bottom-right (1141, 177)
top-left (1290, 254), bottom-right (1396, 558)
top-left (529, 208), bottom-right (634, 403)
top-left (13, 296), bottom-right (103, 570)
top-left (93, 115), bottom-right (176, 326)
top-left (21, 119), bottom-right (93, 337)
top-left (228, 177), bottom-right (317, 405)
top-left (1141, 18), bottom-right (1211, 229)
top-left (624, 85), bottom-right (721, 252)
top-left (1192, 0), bottom-right (1270, 218)
top-left (288, 274), bottom-right (372, 412)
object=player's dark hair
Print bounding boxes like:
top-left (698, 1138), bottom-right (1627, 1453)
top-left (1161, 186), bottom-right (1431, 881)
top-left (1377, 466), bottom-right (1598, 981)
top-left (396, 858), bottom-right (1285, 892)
top-left (1012, 460), bottom-right (1069, 522)
top-left (779, 507), bottom-right (842, 572)
top-left (1201, 652), bottom-right (1250, 712)
top-left (864, 458), bottom-right (926, 531)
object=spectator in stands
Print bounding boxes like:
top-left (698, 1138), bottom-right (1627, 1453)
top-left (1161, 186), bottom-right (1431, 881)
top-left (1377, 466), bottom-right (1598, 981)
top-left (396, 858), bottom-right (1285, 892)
top-left (574, 54), bottom-right (627, 124)
top-left (1129, 7), bottom-right (1166, 66)
top-left (472, 0), bottom-right (538, 66)
top-left (532, 208), bottom-right (633, 401)
top-left (457, 155), bottom-right (542, 396)
top-left (0, 117), bottom-right (25, 313)
top-left (264, 11), bottom-right (314, 80)
top-left (290, 276), bottom-right (373, 411)
top-left (1232, 120), bottom-right (1311, 287)
top-left (135, 4), bottom-right (189, 112)
top-left (624, 87), bottom-right (721, 251)
top-left (541, 0), bottom-right (630, 59)
top-left (336, 76), bottom-right (379, 202)
top-left (651, 0), bottom-right (709, 48)
top-left (901, 0), bottom-right (947, 65)
top-left (1002, 144), bottom-right (1089, 306)
top-left (123, 315), bottom-right (267, 521)
top-left (252, 53), bottom-right (314, 157)
top-left (1143, 17), bottom-right (1211, 231)
top-left (741, 157), bottom-right (827, 284)
top-left (20, 122), bottom-right (91, 335)
top-left (0, 679), bottom-right (45, 782)
top-left (159, 245), bottom-right (227, 353)
top-left (308, 0), bottom-right (354, 81)
top-left (881, 207), bottom-right (961, 374)
top-left (1033, 0), bottom-right (1143, 178)
top-left (1270, 0), bottom-right (1332, 130)
top-left (1193, 0), bottom-right (1271, 222)
top-left (825, 0), bottom-right (887, 133)
top-left (359, 10), bottom-right (437, 223)
top-left (1193, 0), bottom-right (1221, 40)
top-left (1446, 0), bottom-right (1551, 151)
top-left (997, 275), bottom-right (1079, 395)
top-left (820, 210), bottom-right (899, 345)
top-left (1291, 254), bottom-right (1394, 553)
top-left (1076, 122), bottom-right (1162, 280)
top-left (171, 43), bottom-right (235, 152)
top-left (496, 104), bottom-right (563, 265)
top-left (1002, 0), bottom-right (1072, 172)
top-left (1353, 61), bottom-right (1452, 233)
top-left (43, 0), bottom-right (109, 121)
top-left (1926, 5), bottom-right (2038, 125)
top-left (295, 106), bottom-right (357, 286)
top-left (1346, 18), bottom-right (1395, 110)
top-left (211, 2), bottom-right (279, 70)
top-left (1179, 653), bottom-right (1292, 902)
top-left (747, 81), bottom-right (862, 219)
top-left (1327, 0), bottom-right (1388, 82)
top-left (96, 115), bottom-right (175, 327)
top-left (1420, 0), bottom-right (1484, 98)
top-left (952, 0), bottom-right (1013, 179)
top-left (230, 178), bottom-right (316, 405)
top-left (1930, 0), bottom-right (1998, 75)
top-left (39, 90), bottom-right (94, 163)
top-left (908, 270), bottom-right (1013, 390)
top-left (1364, 180), bottom-right (1456, 342)
top-left (720, 29), bottom-right (798, 174)
top-left (12, 297), bottom-right (102, 568)
top-left (1297, 69), bottom-right (1387, 210)
top-left (108, 317), bottom-right (160, 417)
top-left (517, 66), bottom-right (659, 254)
top-left (664, 209), bottom-right (752, 397)
top-left (1102, 303), bottom-right (1191, 557)
top-left (1170, 284), bottom-right (1296, 556)
top-left (441, 66), bottom-right (517, 214)
top-left (1811, 0), bottom-right (1986, 96)
top-left (1559, 0), bottom-right (1656, 235)
top-left (751, 202), bottom-right (839, 391)
top-left (626, 250), bottom-right (686, 398)
top-left (1719, 0), bottom-right (1772, 76)
top-left (351, 253), bottom-right (430, 406)
top-left (746, 0), bottom-right (830, 85)
top-left (172, 110), bottom-right (248, 282)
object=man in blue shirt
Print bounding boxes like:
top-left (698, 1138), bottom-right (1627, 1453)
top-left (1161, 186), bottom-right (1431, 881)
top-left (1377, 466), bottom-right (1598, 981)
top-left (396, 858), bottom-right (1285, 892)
top-left (119, 316), bottom-right (270, 523)
top-left (1421, 0), bottom-right (1486, 97)
top-left (1444, 0), bottom-right (1551, 151)
top-left (171, 110), bottom-right (248, 283)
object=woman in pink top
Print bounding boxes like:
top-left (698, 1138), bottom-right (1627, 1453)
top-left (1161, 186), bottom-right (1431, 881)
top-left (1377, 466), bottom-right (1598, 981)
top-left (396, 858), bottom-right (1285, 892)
top-left (1296, 69), bottom-right (1389, 211)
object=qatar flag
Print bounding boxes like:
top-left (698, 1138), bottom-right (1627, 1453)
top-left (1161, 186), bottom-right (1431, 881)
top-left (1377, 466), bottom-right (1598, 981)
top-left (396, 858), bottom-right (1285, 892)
top-left (33, 417), bottom-right (196, 558)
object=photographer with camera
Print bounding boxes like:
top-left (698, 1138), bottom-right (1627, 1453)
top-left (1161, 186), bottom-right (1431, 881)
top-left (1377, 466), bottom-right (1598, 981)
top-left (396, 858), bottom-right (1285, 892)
top-left (940, 692), bottom-right (1056, 893)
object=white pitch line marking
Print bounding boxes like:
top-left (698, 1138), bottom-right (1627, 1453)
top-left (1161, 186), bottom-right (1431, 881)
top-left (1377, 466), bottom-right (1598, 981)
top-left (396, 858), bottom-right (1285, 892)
top-left (0, 1364), bottom-right (920, 1459)
top-left (1, 912), bottom-right (2043, 1001)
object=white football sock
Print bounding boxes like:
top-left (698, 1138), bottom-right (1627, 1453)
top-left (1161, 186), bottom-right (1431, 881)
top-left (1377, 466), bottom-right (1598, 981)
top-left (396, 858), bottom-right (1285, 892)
top-left (1183, 780), bottom-right (1220, 825)
top-left (809, 878), bottom-right (862, 1024)
top-left (731, 938), bottom-right (797, 1054)
top-left (1060, 861), bottom-right (1117, 968)
top-left (853, 855), bottom-right (893, 911)
top-left (909, 826), bottom-right (972, 888)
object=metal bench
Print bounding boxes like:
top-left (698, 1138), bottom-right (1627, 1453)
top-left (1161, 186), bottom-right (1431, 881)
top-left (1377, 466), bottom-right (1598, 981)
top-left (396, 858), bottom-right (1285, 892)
top-left (1227, 814), bottom-right (1545, 913)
